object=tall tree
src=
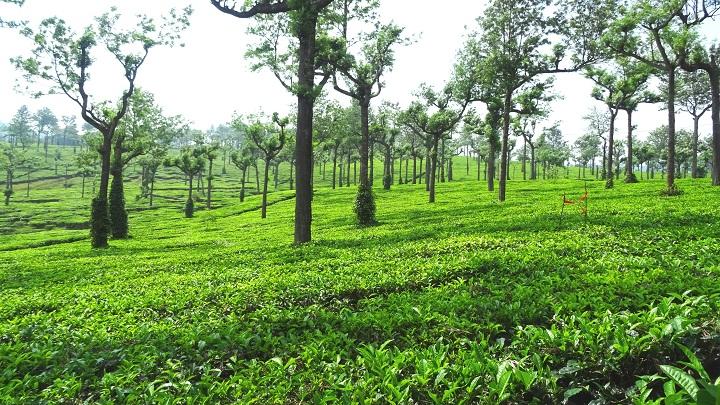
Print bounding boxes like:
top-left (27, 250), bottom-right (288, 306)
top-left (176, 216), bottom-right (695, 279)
top-left (674, 1), bottom-right (720, 184)
top-left (231, 147), bottom-right (255, 202)
top-left (330, 15), bottom-right (406, 223)
top-left (474, 0), bottom-right (609, 201)
top-left (165, 149), bottom-right (206, 218)
top-left (0, 144), bottom-right (28, 205)
top-left (198, 143), bottom-right (221, 209)
top-left (14, 7), bottom-right (191, 247)
top-left (399, 84), bottom-right (469, 203)
top-left (33, 107), bottom-right (58, 160)
top-left (247, 113), bottom-right (288, 219)
top-left (212, 0), bottom-right (334, 244)
top-left (602, 0), bottom-right (710, 193)
top-left (7, 105), bottom-right (32, 149)
top-left (585, 58), bottom-right (653, 187)
top-left (673, 70), bottom-right (713, 178)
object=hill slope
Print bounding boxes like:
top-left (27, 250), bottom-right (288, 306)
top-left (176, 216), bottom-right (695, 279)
top-left (1, 179), bottom-right (719, 403)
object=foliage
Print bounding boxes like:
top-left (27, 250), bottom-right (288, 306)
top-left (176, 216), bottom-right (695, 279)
top-left (353, 182), bottom-right (376, 226)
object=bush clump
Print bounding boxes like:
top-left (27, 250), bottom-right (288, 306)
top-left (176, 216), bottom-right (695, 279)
top-left (354, 183), bottom-right (376, 226)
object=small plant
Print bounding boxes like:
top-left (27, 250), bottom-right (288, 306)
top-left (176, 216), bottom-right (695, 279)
top-left (625, 172), bottom-right (638, 183)
top-left (661, 184), bottom-right (683, 196)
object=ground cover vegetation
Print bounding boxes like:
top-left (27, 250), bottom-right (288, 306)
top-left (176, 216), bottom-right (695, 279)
top-left (1, 0), bottom-right (720, 403)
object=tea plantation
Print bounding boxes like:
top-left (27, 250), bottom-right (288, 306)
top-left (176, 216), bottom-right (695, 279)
top-left (1, 176), bottom-right (719, 403)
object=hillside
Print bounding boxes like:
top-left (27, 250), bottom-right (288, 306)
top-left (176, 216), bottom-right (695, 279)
top-left (1, 170), bottom-right (719, 403)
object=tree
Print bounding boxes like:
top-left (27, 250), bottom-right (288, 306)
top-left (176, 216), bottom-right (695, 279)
top-left (0, 145), bottom-right (28, 205)
top-left (585, 58), bottom-right (653, 187)
top-left (247, 114), bottom-right (288, 219)
top-left (602, 0), bottom-right (712, 193)
top-left (583, 107), bottom-right (612, 179)
top-left (371, 107), bottom-right (399, 191)
top-left (399, 83), bottom-right (469, 203)
top-left (197, 143), bottom-right (221, 209)
top-left (575, 132), bottom-right (601, 178)
top-left (674, 70), bottom-right (713, 178)
top-left (330, 13), bottom-right (406, 222)
top-left (230, 147), bottom-right (255, 202)
top-left (60, 115), bottom-right (79, 148)
top-left (165, 149), bottom-right (205, 218)
top-left (7, 105), bottom-right (32, 149)
top-left (473, 0), bottom-right (609, 201)
top-left (14, 7), bottom-right (191, 247)
top-left (76, 150), bottom-right (98, 199)
top-left (673, 1), bottom-right (720, 184)
top-left (33, 107), bottom-right (58, 160)
top-left (212, 0), bottom-right (334, 244)
top-left (536, 124), bottom-right (571, 179)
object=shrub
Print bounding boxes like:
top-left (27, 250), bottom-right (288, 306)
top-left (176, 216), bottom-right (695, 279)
top-left (184, 198), bottom-right (194, 218)
top-left (354, 183), bottom-right (376, 226)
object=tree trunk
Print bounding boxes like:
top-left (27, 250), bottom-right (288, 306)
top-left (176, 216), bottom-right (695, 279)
top-left (413, 155), bottom-right (417, 184)
top-left (262, 158), bottom-right (270, 219)
top-left (207, 159), bottom-right (213, 209)
top-left (369, 141), bottom-right (374, 187)
top-left (240, 168), bottom-right (247, 202)
top-left (293, 16), bottom-right (318, 244)
top-left (692, 115), bottom-right (699, 178)
top-left (332, 150), bottom-right (337, 189)
top-left (359, 102), bottom-right (370, 187)
top-left (150, 172), bottom-right (155, 207)
top-left (429, 139), bottom-right (438, 203)
top-left (499, 90), bottom-right (511, 201)
top-left (606, 108), bottom-right (616, 189)
top-left (709, 70), bottom-right (720, 185)
top-left (666, 68), bottom-right (677, 191)
top-left (625, 109), bottom-right (636, 182)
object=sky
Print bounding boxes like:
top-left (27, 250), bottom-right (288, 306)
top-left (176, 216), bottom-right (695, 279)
top-left (0, 0), bottom-right (718, 144)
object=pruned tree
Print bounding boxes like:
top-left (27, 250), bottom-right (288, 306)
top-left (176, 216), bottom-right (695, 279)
top-left (399, 83), bottom-right (470, 203)
top-left (197, 143), bottom-right (221, 209)
top-left (7, 105), bottom-right (32, 149)
top-left (211, 0), bottom-right (335, 243)
top-left (247, 113), bottom-right (288, 219)
top-left (76, 150), bottom-right (98, 199)
top-left (673, 70), bottom-right (713, 178)
top-left (584, 58), bottom-right (653, 187)
top-left (165, 149), bottom-right (205, 218)
top-left (601, 0), bottom-right (714, 193)
top-left (472, 0), bottom-right (610, 201)
top-left (0, 144), bottom-right (28, 205)
top-left (230, 147), bottom-right (256, 202)
top-left (13, 6), bottom-right (192, 247)
top-left (329, 13), bottom-right (407, 222)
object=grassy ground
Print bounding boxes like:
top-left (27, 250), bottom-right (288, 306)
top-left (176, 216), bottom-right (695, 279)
top-left (1, 146), bottom-right (719, 403)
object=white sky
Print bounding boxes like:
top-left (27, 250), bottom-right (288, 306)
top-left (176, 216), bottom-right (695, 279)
top-left (0, 0), bottom-right (717, 143)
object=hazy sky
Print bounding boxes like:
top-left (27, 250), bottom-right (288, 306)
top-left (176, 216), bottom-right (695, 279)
top-left (0, 0), bottom-right (717, 143)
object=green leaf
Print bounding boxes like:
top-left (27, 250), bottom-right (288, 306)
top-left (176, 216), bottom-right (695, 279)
top-left (661, 365), bottom-right (699, 400)
top-left (564, 387), bottom-right (584, 401)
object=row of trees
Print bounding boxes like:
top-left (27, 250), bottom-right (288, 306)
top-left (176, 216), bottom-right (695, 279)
top-left (6, 0), bottom-right (720, 247)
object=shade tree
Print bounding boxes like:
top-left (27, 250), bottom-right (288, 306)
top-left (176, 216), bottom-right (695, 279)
top-left (13, 7), bottom-right (191, 247)
top-left (246, 113), bottom-right (288, 219)
top-left (212, 0), bottom-right (337, 244)
top-left (470, 0), bottom-right (612, 201)
top-left (584, 58), bottom-right (653, 187)
top-left (165, 149), bottom-right (205, 218)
